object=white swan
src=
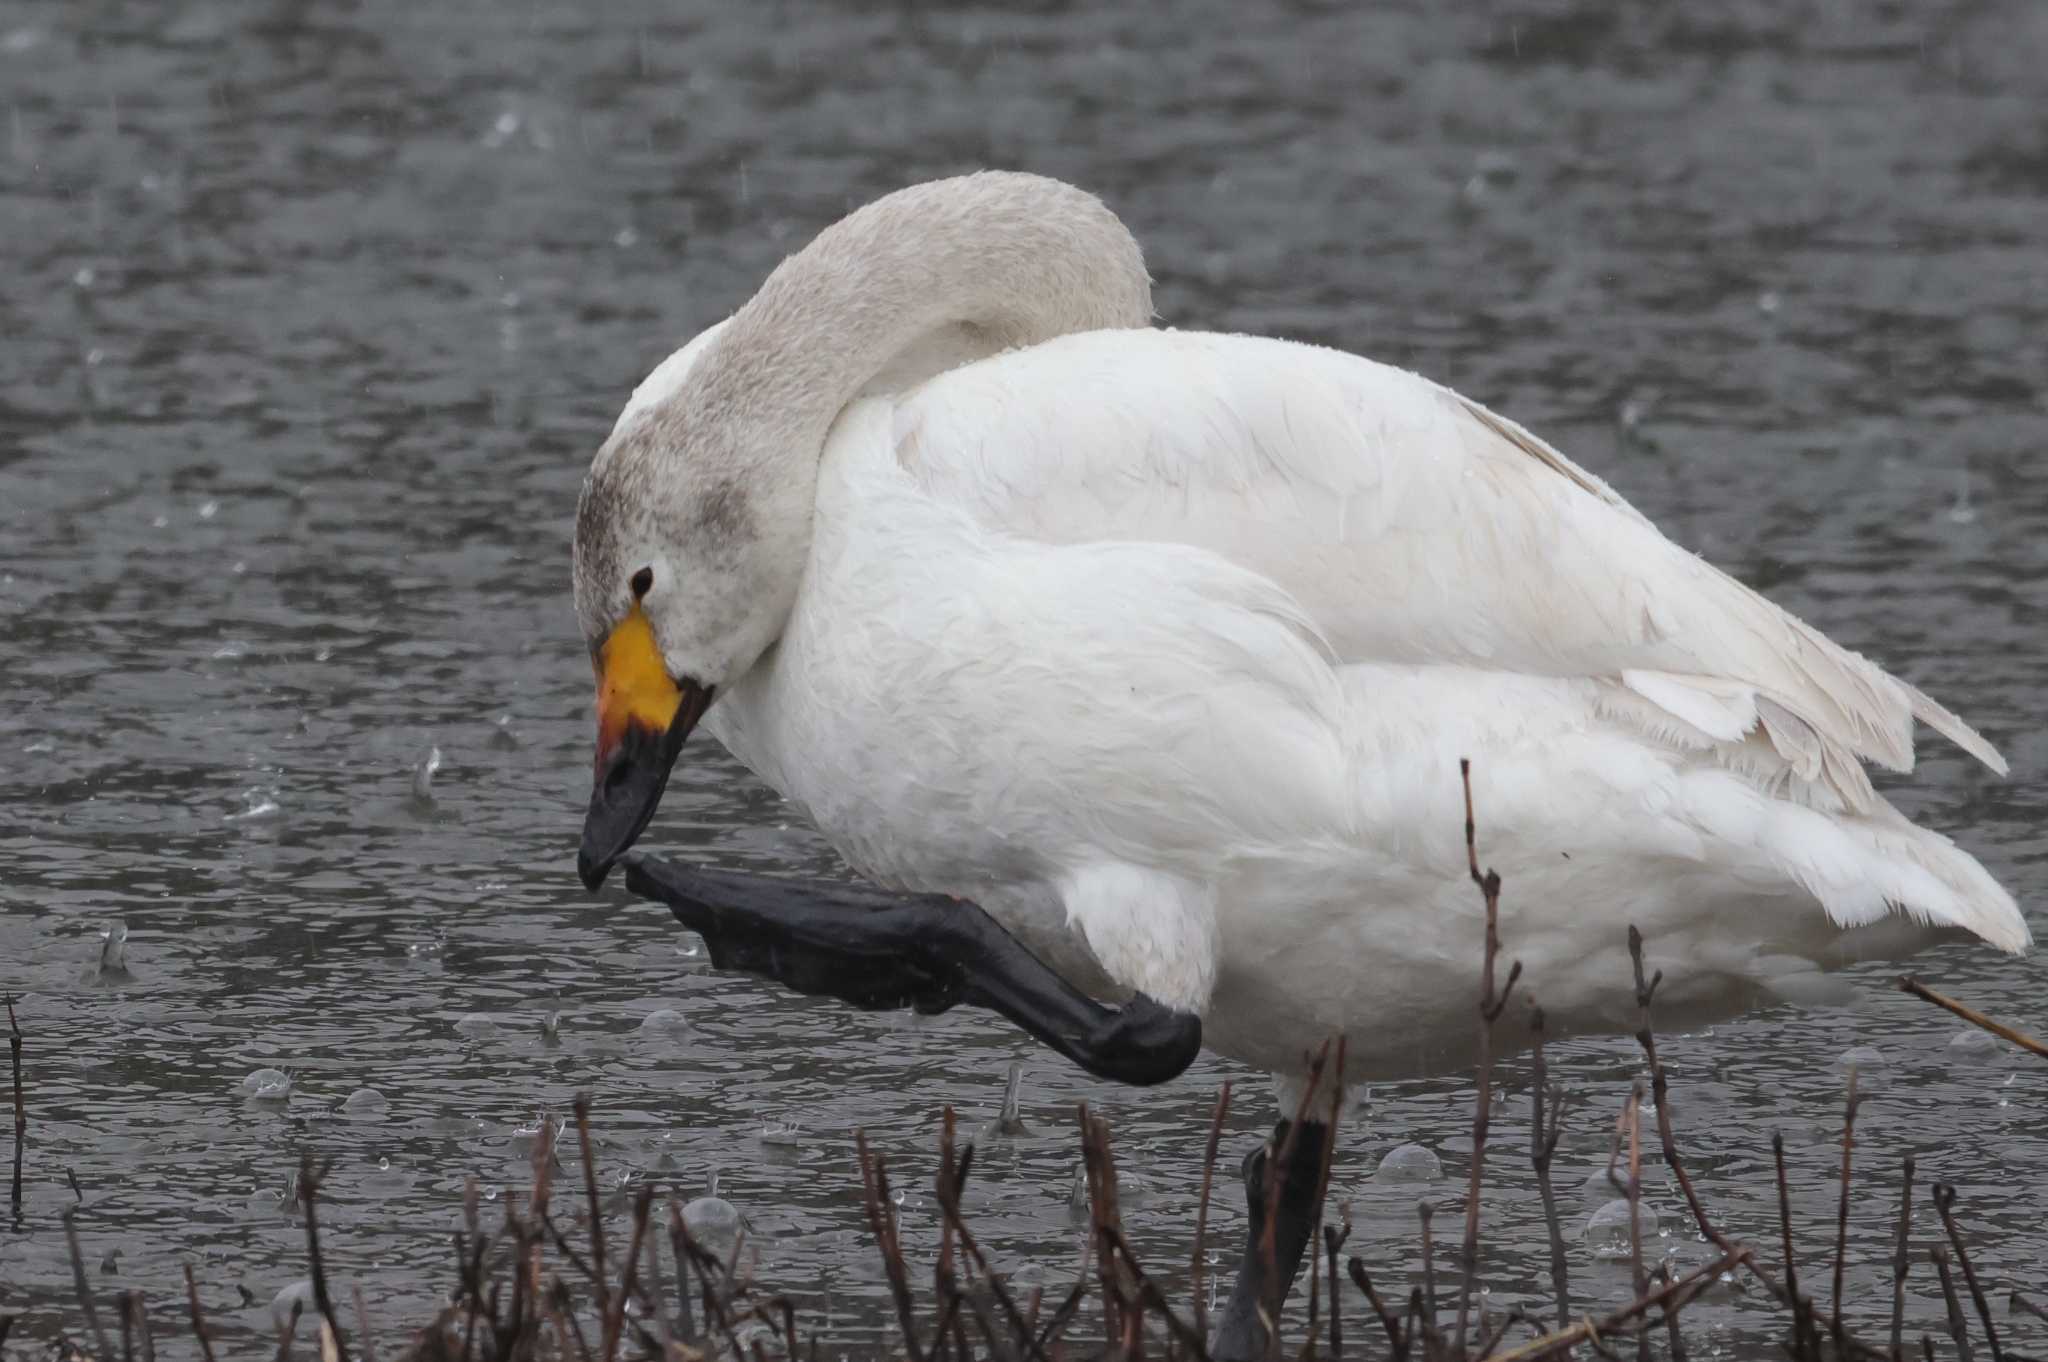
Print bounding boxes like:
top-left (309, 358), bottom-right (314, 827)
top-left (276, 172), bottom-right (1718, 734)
top-left (574, 168), bottom-right (2022, 1071)
top-left (572, 171), bottom-right (2024, 1356)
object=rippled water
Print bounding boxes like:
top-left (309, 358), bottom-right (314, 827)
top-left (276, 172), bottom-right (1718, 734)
top-left (3, 2), bottom-right (2045, 1356)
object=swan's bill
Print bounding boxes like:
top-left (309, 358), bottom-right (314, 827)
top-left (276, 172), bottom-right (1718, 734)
top-left (579, 604), bottom-right (713, 890)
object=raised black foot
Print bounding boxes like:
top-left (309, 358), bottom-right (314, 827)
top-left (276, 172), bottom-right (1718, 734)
top-left (619, 854), bottom-right (1202, 1087)
top-left (1213, 1118), bottom-right (1330, 1362)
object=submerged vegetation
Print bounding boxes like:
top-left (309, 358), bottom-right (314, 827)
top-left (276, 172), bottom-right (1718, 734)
top-left (5, 783), bottom-right (2045, 1362)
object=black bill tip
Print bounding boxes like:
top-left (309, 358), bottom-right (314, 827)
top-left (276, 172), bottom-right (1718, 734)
top-left (577, 689), bottom-right (706, 891)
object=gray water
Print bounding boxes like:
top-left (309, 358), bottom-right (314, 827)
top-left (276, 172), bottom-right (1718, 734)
top-left (3, 1), bottom-right (2046, 1356)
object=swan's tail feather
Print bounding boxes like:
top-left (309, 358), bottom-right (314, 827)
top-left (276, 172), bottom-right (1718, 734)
top-left (1902, 679), bottom-right (2010, 776)
top-left (1679, 773), bottom-right (2029, 954)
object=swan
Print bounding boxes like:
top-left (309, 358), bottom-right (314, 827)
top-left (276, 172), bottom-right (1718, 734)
top-left (569, 171), bottom-right (2026, 1358)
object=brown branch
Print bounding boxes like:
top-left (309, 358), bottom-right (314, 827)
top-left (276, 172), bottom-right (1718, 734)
top-left (932, 1109), bottom-right (1051, 1362)
top-left (1933, 1183), bottom-right (2003, 1362)
top-left (6, 996), bottom-right (22, 1213)
top-left (1192, 1080), bottom-right (1233, 1342)
top-left (572, 1096), bottom-right (612, 1328)
top-left (1932, 1245), bottom-right (1976, 1362)
top-left (184, 1264), bottom-right (220, 1362)
top-left (297, 1155), bottom-right (352, 1362)
top-left (1892, 1156), bottom-right (1916, 1362)
top-left (1485, 1248), bottom-right (1750, 1362)
top-left (1895, 976), bottom-right (2048, 1061)
top-left (1627, 928), bottom-right (1889, 1362)
top-left (1526, 1005), bottom-right (1570, 1330)
top-left (1323, 1223), bottom-right (1349, 1361)
top-left (1455, 758), bottom-right (1521, 1358)
top-left (602, 1185), bottom-right (654, 1362)
top-left (64, 1208), bottom-right (114, 1359)
top-left (1345, 1259), bottom-right (1403, 1358)
top-left (1833, 1071), bottom-right (1864, 1362)
top-left (855, 1130), bottom-right (925, 1362)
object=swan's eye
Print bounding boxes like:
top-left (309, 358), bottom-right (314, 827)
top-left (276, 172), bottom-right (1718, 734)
top-left (630, 567), bottom-right (654, 600)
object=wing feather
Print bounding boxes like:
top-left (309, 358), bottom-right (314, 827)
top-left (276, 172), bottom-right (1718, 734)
top-left (893, 328), bottom-right (2007, 800)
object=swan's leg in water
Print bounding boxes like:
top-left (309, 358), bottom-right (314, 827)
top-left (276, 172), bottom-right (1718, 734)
top-left (1213, 1118), bottom-right (1329, 1362)
top-left (620, 853), bottom-right (1202, 1087)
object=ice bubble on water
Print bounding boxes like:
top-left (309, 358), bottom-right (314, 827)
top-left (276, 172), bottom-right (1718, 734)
top-left (198, 499), bottom-right (218, 519)
top-left (454, 1014), bottom-right (497, 1038)
top-left (683, 1182), bottom-right (742, 1261)
top-left (271, 1279), bottom-right (316, 1330)
top-left (1948, 1028), bottom-right (1999, 1063)
top-left (1584, 1197), bottom-right (1660, 1259)
top-left (1836, 1045), bottom-right (1889, 1093)
top-left (243, 1068), bottom-right (294, 1101)
top-left (341, 1087), bottom-right (388, 1115)
top-left (1374, 1142), bottom-right (1442, 1183)
top-left (640, 1008), bottom-right (689, 1035)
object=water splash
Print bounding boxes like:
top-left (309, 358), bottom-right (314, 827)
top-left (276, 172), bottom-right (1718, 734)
top-left (225, 786), bottom-right (281, 822)
top-left (410, 744), bottom-right (443, 804)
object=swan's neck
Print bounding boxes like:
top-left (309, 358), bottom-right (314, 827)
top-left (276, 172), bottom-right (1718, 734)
top-left (684, 171), bottom-right (1152, 515)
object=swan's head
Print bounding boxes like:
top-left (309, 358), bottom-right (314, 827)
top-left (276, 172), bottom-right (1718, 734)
top-left (571, 321), bottom-right (806, 889)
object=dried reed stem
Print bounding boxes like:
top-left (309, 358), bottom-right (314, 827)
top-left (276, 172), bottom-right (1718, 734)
top-left (1895, 977), bottom-right (2048, 1061)
top-left (1933, 1183), bottom-right (2002, 1362)
top-left (6, 996), bottom-right (21, 1214)
top-left (1192, 1080), bottom-right (1234, 1341)
top-left (1454, 758), bottom-right (1522, 1358)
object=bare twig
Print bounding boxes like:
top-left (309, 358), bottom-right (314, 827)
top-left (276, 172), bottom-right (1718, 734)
top-left (1933, 1183), bottom-right (2003, 1362)
top-left (855, 1129), bottom-right (925, 1362)
top-left (1455, 758), bottom-right (1522, 1357)
top-left (1193, 1080), bottom-right (1233, 1341)
top-left (1932, 1245), bottom-right (1975, 1362)
top-left (64, 1209), bottom-right (114, 1359)
top-left (1773, 1133), bottom-right (1815, 1362)
top-left (1835, 1070), bottom-right (1864, 1361)
top-left (6, 996), bottom-right (22, 1213)
top-left (1486, 1248), bottom-right (1749, 1362)
top-left (297, 1155), bottom-right (351, 1362)
top-left (351, 1286), bottom-right (375, 1362)
top-left (602, 1185), bottom-right (653, 1362)
top-left (1893, 1156), bottom-right (1915, 1362)
top-left (1896, 976), bottom-right (2048, 1061)
top-left (1346, 1259), bottom-right (1403, 1357)
top-left (571, 1096), bottom-right (611, 1328)
top-left (184, 1264), bottom-right (220, 1362)
top-left (1527, 1005), bottom-right (1570, 1330)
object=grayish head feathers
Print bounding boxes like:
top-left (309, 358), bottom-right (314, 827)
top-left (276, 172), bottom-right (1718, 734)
top-left (572, 171), bottom-right (1154, 688)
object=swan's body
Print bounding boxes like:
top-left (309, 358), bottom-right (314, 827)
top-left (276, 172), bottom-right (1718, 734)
top-left (575, 172), bottom-right (2026, 1089)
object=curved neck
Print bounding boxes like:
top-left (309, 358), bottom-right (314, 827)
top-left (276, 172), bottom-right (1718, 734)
top-left (685, 171), bottom-right (1152, 474)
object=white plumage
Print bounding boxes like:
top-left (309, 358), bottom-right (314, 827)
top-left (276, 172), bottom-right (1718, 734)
top-left (586, 173), bottom-right (2026, 1085)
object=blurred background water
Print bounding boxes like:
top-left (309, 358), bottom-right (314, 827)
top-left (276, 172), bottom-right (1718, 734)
top-left (2, 0), bottom-right (2045, 1356)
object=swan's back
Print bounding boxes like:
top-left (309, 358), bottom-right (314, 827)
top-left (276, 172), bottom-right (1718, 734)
top-left (893, 326), bottom-right (2008, 815)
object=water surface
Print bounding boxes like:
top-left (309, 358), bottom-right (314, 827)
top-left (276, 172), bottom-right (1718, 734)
top-left (3, 1), bottom-right (2045, 1355)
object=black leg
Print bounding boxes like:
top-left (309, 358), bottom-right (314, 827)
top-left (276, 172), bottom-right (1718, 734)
top-left (1213, 1118), bottom-right (1329, 1362)
top-left (619, 854), bottom-right (1202, 1087)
